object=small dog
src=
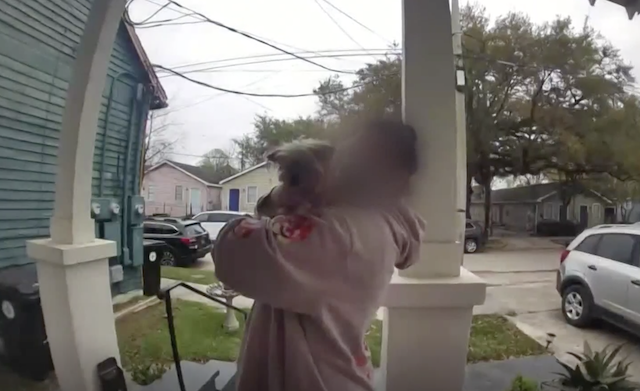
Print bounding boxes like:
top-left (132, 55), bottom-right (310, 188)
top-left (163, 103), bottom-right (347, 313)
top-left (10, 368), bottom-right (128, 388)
top-left (257, 139), bottom-right (335, 217)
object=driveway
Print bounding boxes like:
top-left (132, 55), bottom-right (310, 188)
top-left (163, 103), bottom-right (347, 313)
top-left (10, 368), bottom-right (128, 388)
top-left (467, 249), bottom-right (640, 381)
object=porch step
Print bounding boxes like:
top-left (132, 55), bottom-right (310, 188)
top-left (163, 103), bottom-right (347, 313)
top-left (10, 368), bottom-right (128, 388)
top-left (132, 360), bottom-right (237, 391)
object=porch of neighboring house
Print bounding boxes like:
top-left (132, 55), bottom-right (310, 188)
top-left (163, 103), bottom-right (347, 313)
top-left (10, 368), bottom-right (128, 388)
top-left (19, 1), bottom-right (637, 391)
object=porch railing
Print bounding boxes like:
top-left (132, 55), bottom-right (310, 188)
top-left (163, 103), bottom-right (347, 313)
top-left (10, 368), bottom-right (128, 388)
top-left (157, 282), bottom-right (248, 391)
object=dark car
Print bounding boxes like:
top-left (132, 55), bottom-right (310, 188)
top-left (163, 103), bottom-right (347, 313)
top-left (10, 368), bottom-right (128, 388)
top-left (464, 220), bottom-right (486, 254)
top-left (142, 217), bottom-right (212, 267)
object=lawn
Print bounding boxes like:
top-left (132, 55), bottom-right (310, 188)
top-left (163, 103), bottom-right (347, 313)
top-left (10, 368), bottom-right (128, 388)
top-left (160, 266), bottom-right (217, 285)
top-left (117, 301), bottom-right (545, 385)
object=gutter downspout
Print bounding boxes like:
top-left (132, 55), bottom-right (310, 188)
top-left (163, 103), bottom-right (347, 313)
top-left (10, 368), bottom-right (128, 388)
top-left (99, 72), bottom-right (138, 197)
top-left (120, 83), bottom-right (145, 266)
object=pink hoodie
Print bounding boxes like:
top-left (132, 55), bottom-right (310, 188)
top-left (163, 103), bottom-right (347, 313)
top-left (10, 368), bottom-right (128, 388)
top-left (213, 204), bottom-right (424, 391)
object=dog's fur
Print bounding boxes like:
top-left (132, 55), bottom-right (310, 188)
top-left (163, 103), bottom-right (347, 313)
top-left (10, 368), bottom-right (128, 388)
top-left (259, 139), bottom-right (335, 216)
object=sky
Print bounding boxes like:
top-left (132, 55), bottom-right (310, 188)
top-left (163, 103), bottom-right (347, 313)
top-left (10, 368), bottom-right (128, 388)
top-left (127, 0), bottom-right (640, 166)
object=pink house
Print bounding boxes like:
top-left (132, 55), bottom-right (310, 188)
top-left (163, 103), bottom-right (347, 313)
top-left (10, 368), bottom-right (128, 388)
top-left (142, 160), bottom-right (223, 217)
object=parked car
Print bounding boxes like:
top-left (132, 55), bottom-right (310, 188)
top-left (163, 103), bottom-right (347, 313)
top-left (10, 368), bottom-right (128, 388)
top-left (142, 217), bottom-right (212, 267)
top-left (464, 220), bottom-right (485, 254)
top-left (536, 219), bottom-right (579, 237)
top-left (557, 224), bottom-right (640, 333)
top-left (192, 211), bottom-right (249, 242)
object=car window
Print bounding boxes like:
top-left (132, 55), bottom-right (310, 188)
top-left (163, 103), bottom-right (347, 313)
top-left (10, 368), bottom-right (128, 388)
top-left (193, 214), bottom-right (208, 223)
top-left (208, 213), bottom-right (240, 223)
top-left (184, 223), bottom-right (206, 236)
top-left (143, 222), bottom-right (159, 234)
top-left (465, 222), bottom-right (474, 229)
top-left (595, 234), bottom-right (637, 265)
top-left (159, 224), bottom-right (179, 235)
top-left (574, 235), bottom-right (601, 255)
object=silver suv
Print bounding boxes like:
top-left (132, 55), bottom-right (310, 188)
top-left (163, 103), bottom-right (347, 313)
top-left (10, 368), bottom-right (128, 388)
top-left (557, 225), bottom-right (640, 331)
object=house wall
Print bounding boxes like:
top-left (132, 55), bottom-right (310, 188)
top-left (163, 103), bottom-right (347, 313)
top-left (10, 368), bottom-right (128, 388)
top-left (471, 192), bottom-right (610, 232)
top-left (0, 1), bottom-right (151, 294)
top-left (220, 166), bottom-right (279, 213)
top-left (142, 165), bottom-right (222, 216)
top-left (540, 193), bottom-right (608, 228)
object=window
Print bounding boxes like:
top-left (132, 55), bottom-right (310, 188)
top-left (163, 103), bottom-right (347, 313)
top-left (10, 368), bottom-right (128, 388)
top-left (208, 213), bottom-right (242, 223)
top-left (596, 234), bottom-right (637, 265)
top-left (147, 185), bottom-right (156, 201)
top-left (184, 223), bottom-right (206, 236)
top-left (158, 224), bottom-right (179, 235)
top-left (194, 214), bottom-right (208, 223)
top-left (575, 234), bottom-right (601, 255)
top-left (175, 185), bottom-right (183, 201)
top-left (465, 222), bottom-right (474, 229)
top-left (543, 203), bottom-right (553, 219)
top-left (247, 186), bottom-right (258, 204)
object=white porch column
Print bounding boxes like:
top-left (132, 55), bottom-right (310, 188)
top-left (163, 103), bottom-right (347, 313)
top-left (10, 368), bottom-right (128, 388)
top-left (380, 0), bottom-right (487, 390)
top-left (26, 1), bottom-right (126, 391)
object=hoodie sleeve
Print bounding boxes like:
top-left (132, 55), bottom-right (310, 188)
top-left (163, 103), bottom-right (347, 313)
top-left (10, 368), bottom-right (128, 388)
top-left (213, 213), bottom-right (351, 315)
top-left (389, 205), bottom-right (425, 270)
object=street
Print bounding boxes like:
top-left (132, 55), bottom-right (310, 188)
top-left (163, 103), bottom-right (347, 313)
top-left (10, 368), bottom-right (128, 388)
top-left (466, 249), bottom-right (640, 380)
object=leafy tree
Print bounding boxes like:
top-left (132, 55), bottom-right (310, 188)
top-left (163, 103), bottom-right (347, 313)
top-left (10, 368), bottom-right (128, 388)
top-left (199, 148), bottom-right (238, 181)
top-left (231, 114), bottom-right (327, 168)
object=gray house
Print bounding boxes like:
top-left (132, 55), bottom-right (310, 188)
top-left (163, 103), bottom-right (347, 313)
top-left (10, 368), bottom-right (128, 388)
top-left (0, 5), bottom-right (167, 295)
top-left (470, 183), bottom-right (615, 232)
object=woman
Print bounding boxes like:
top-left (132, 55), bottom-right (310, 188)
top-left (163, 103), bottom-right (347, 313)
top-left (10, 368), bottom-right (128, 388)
top-left (213, 120), bottom-right (425, 391)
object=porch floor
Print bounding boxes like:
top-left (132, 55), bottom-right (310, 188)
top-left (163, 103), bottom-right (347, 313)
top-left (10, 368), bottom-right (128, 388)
top-left (131, 354), bottom-right (561, 391)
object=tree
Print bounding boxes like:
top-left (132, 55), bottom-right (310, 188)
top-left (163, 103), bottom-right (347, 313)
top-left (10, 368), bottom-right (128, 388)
top-left (199, 148), bottom-right (238, 181)
top-left (231, 114), bottom-right (327, 168)
top-left (142, 110), bottom-right (181, 172)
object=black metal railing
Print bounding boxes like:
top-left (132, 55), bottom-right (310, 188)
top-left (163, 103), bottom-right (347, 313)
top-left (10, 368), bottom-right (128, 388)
top-left (157, 282), bottom-right (248, 391)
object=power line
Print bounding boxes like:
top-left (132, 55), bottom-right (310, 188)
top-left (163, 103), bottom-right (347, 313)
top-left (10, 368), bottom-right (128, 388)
top-left (153, 64), bottom-right (364, 97)
top-left (167, 48), bottom-right (392, 71)
top-left (138, 0), bottom-right (374, 65)
top-left (312, 0), bottom-right (368, 52)
top-left (154, 0), bottom-right (357, 75)
top-left (156, 52), bottom-right (398, 78)
top-left (319, 0), bottom-right (393, 45)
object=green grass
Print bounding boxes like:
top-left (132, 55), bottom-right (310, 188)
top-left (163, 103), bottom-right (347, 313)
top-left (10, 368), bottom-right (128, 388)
top-left (116, 300), bottom-right (244, 385)
top-left (160, 266), bottom-right (217, 285)
top-left (466, 315), bottom-right (547, 362)
top-left (117, 302), bottom-right (544, 385)
top-left (113, 295), bottom-right (149, 314)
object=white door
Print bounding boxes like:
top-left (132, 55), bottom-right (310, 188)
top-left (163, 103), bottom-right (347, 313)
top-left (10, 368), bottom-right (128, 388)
top-left (190, 188), bottom-right (202, 215)
top-left (587, 233), bottom-right (638, 316)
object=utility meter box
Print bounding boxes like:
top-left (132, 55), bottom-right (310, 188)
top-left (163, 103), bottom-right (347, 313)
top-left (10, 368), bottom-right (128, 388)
top-left (128, 196), bottom-right (145, 226)
top-left (129, 227), bottom-right (144, 267)
top-left (91, 198), bottom-right (117, 222)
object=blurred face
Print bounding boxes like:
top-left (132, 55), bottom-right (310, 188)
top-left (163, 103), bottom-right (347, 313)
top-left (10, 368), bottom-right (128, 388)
top-left (330, 129), bottom-right (410, 203)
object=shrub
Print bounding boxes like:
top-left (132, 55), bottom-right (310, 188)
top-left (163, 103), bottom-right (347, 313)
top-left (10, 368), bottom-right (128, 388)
top-left (508, 375), bottom-right (539, 391)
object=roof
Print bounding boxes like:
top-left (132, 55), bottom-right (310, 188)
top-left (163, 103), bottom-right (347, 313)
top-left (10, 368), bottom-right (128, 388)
top-left (472, 182), bottom-right (612, 204)
top-left (145, 160), bottom-right (224, 187)
top-left (123, 16), bottom-right (168, 109)
top-left (219, 162), bottom-right (268, 184)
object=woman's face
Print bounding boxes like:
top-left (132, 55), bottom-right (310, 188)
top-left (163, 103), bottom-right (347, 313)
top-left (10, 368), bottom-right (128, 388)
top-left (330, 129), bottom-right (409, 202)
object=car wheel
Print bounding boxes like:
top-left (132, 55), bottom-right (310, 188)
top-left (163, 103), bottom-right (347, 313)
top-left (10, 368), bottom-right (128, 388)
top-left (464, 238), bottom-right (478, 254)
top-left (561, 284), bottom-right (593, 328)
top-left (160, 250), bottom-right (177, 267)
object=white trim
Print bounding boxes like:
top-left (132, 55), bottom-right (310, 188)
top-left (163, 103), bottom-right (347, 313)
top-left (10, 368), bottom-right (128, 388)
top-left (536, 191), bottom-right (557, 202)
top-left (219, 162), bottom-right (268, 184)
top-left (588, 189), bottom-right (613, 204)
top-left (145, 160), bottom-right (222, 188)
top-left (246, 185), bottom-right (258, 205)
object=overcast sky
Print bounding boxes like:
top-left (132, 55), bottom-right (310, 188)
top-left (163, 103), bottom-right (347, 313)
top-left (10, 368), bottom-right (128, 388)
top-left (127, 0), bottom-right (640, 165)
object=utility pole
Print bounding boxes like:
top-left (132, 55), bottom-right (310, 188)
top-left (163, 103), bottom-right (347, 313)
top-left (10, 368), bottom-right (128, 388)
top-left (451, 0), bottom-right (469, 263)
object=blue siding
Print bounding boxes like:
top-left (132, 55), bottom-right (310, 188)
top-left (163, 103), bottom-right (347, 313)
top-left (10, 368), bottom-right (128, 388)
top-left (0, 0), bottom-right (151, 292)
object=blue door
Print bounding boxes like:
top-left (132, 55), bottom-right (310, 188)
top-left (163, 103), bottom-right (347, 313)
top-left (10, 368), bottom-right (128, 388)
top-left (229, 189), bottom-right (240, 211)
